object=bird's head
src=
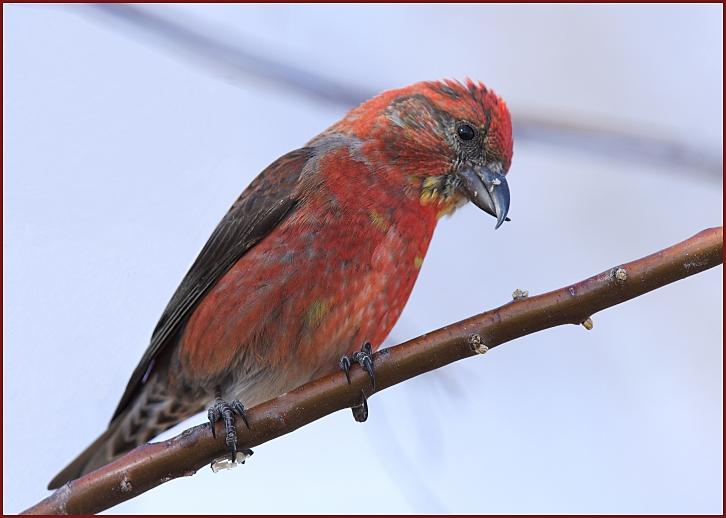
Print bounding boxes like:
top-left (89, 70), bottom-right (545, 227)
top-left (335, 79), bottom-right (513, 228)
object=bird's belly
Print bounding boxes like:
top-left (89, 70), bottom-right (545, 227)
top-left (176, 214), bottom-right (436, 406)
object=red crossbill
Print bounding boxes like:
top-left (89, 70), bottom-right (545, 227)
top-left (48, 79), bottom-right (513, 488)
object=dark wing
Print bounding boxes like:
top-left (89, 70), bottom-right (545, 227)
top-left (111, 147), bottom-right (314, 422)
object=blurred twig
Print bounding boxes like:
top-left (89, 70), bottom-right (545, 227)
top-left (22, 227), bottom-right (723, 515)
top-left (66, 3), bottom-right (723, 181)
top-left (83, 3), bottom-right (370, 107)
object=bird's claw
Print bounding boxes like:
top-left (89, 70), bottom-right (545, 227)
top-left (230, 399), bottom-right (249, 429)
top-left (352, 390), bottom-right (369, 423)
top-left (208, 395), bottom-right (250, 463)
top-left (340, 342), bottom-right (375, 390)
top-left (339, 356), bottom-right (353, 384)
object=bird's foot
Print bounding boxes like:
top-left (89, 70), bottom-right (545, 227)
top-left (340, 341), bottom-right (376, 389)
top-left (340, 342), bottom-right (375, 422)
top-left (208, 395), bottom-right (251, 464)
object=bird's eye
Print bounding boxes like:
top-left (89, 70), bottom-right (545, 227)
top-left (456, 123), bottom-right (476, 141)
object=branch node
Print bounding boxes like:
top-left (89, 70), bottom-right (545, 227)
top-left (613, 267), bottom-right (628, 283)
top-left (511, 288), bottom-right (529, 300)
top-left (468, 333), bottom-right (489, 354)
top-left (581, 317), bottom-right (594, 330)
top-left (119, 474), bottom-right (132, 494)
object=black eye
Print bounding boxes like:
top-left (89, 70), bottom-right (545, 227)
top-left (456, 123), bottom-right (476, 141)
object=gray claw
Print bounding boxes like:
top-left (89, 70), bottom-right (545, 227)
top-left (358, 342), bottom-right (375, 390)
top-left (351, 390), bottom-right (368, 423)
top-left (231, 400), bottom-right (249, 429)
top-left (339, 356), bottom-right (352, 384)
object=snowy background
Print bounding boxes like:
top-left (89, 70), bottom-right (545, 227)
top-left (4, 3), bottom-right (722, 514)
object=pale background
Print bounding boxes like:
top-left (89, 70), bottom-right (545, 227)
top-left (4, 3), bottom-right (723, 514)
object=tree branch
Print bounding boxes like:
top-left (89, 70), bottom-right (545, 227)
top-left (23, 227), bottom-right (723, 515)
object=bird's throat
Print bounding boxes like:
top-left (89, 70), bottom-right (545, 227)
top-left (416, 174), bottom-right (467, 218)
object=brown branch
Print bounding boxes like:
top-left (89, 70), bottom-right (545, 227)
top-left (23, 227), bottom-right (723, 515)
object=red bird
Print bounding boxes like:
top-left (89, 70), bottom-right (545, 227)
top-left (48, 79), bottom-right (513, 488)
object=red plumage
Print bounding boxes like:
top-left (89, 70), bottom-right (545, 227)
top-left (49, 79), bottom-right (513, 488)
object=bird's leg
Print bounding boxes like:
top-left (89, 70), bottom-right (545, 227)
top-left (207, 388), bottom-right (251, 463)
top-left (340, 342), bottom-right (375, 422)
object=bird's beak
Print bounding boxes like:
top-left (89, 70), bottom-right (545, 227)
top-left (456, 164), bottom-right (511, 229)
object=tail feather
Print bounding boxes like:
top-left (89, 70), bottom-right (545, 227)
top-left (48, 378), bottom-right (204, 489)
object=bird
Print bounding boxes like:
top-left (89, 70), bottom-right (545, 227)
top-left (48, 78), bottom-right (513, 489)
